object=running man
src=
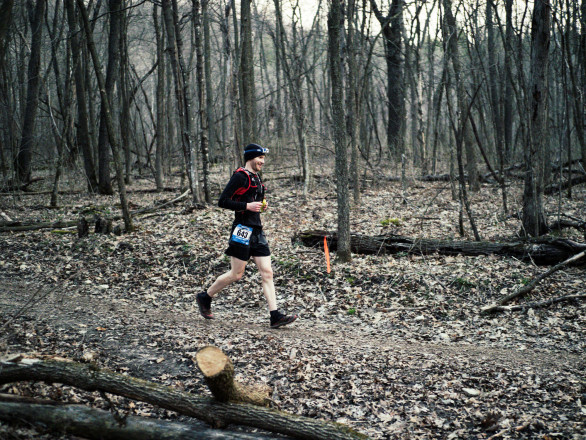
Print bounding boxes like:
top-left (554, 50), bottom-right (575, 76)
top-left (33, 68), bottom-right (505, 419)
top-left (196, 144), bottom-right (298, 328)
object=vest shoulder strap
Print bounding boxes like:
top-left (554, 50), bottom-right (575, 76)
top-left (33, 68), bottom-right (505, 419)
top-left (232, 168), bottom-right (252, 197)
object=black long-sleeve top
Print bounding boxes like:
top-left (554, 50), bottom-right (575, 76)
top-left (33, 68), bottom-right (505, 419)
top-left (218, 170), bottom-right (264, 229)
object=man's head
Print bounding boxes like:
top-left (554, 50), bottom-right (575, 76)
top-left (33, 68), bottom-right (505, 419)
top-left (244, 143), bottom-right (269, 173)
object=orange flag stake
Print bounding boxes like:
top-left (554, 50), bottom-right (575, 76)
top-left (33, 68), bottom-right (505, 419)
top-left (324, 236), bottom-right (331, 274)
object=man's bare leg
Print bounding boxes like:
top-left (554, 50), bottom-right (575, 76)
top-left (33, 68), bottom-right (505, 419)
top-left (207, 257), bottom-right (247, 297)
top-left (252, 255), bottom-right (277, 311)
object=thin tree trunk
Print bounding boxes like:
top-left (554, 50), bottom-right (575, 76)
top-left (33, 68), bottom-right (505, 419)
top-left (487, 0), bottom-right (508, 213)
top-left (347, 0), bottom-right (360, 204)
top-left (153, 3), bottom-right (165, 191)
top-left (203, 0), bottom-right (215, 161)
top-left (503, 0), bottom-right (514, 163)
top-left (328, 0), bottom-right (351, 262)
top-left (192, 0), bottom-right (211, 203)
top-left (119, 1), bottom-right (132, 185)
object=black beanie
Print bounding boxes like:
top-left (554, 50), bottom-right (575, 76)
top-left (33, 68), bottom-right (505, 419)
top-left (244, 143), bottom-right (268, 162)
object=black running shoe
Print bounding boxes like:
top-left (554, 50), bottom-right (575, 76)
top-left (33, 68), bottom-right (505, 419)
top-left (270, 312), bottom-right (298, 329)
top-left (196, 291), bottom-right (214, 319)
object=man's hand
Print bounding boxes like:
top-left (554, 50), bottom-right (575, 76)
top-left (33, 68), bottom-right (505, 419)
top-left (246, 202), bottom-right (263, 212)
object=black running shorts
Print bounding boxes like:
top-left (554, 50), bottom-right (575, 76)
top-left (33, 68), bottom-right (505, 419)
top-left (225, 228), bottom-right (271, 261)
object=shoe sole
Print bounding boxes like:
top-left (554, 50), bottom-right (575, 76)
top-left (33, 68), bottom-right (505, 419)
top-left (270, 315), bottom-right (298, 329)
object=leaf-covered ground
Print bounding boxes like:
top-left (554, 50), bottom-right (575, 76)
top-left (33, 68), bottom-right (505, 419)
top-left (1, 166), bottom-right (585, 439)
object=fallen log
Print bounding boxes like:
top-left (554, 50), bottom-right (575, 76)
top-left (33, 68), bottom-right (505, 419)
top-left (196, 346), bottom-right (271, 407)
top-left (293, 230), bottom-right (586, 265)
top-left (0, 356), bottom-right (367, 440)
top-left (0, 190), bottom-right (190, 233)
top-left (0, 394), bottom-right (274, 440)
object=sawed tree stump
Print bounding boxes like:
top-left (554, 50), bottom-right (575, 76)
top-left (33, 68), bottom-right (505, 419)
top-left (195, 346), bottom-right (271, 407)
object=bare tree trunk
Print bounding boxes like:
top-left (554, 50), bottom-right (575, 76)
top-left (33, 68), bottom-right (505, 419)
top-left (77, 0), bottom-right (134, 232)
top-left (119, 1), bottom-right (132, 185)
top-left (15, 0), bottom-right (46, 184)
top-left (65, 0), bottom-right (98, 192)
top-left (504, 0), bottom-right (514, 163)
top-left (95, 0), bottom-right (123, 195)
top-left (487, 0), bottom-right (508, 213)
top-left (370, 0), bottom-right (405, 159)
top-left (522, 0), bottom-right (550, 236)
top-left (192, 0), bottom-right (211, 203)
top-left (347, 0), bottom-right (360, 204)
top-left (328, 0), bottom-right (351, 262)
top-left (203, 0), bottom-right (215, 161)
top-left (153, 3), bottom-right (165, 191)
top-left (240, 0), bottom-right (256, 142)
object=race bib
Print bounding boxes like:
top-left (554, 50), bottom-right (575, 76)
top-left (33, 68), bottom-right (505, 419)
top-left (231, 224), bottom-right (253, 245)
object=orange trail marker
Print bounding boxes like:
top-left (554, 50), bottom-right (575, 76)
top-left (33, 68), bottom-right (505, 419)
top-left (324, 236), bottom-right (331, 274)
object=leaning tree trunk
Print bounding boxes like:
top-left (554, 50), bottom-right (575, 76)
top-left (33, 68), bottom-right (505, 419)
top-left (15, 0), bottom-right (46, 184)
top-left (522, 0), bottom-right (550, 236)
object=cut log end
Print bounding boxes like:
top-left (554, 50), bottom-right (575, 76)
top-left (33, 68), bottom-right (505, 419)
top-left (195, 346), bottom-right (271, 408)
top-left (196, 346), bottom-right (231, 377)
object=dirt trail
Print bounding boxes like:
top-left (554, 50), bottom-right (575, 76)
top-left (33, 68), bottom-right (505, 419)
top-left (1, 278), bottom-right (585, 439)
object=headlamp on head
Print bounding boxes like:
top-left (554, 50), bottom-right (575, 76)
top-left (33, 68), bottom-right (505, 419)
top-left (244, 144), bottom-right (269, 161)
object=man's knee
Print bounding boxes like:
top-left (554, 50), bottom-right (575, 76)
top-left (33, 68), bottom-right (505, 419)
top-left (260, 266), bottom-right (273, 281)
top-left (231, 269), bottom-right (245, 282)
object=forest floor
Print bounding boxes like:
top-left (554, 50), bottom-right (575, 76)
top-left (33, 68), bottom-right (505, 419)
top-left (0, 164), bottom-right (585, 439)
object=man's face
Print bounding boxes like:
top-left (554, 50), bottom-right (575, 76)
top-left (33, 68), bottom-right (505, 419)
top-left (250, 155), bottom-right (265, 173)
